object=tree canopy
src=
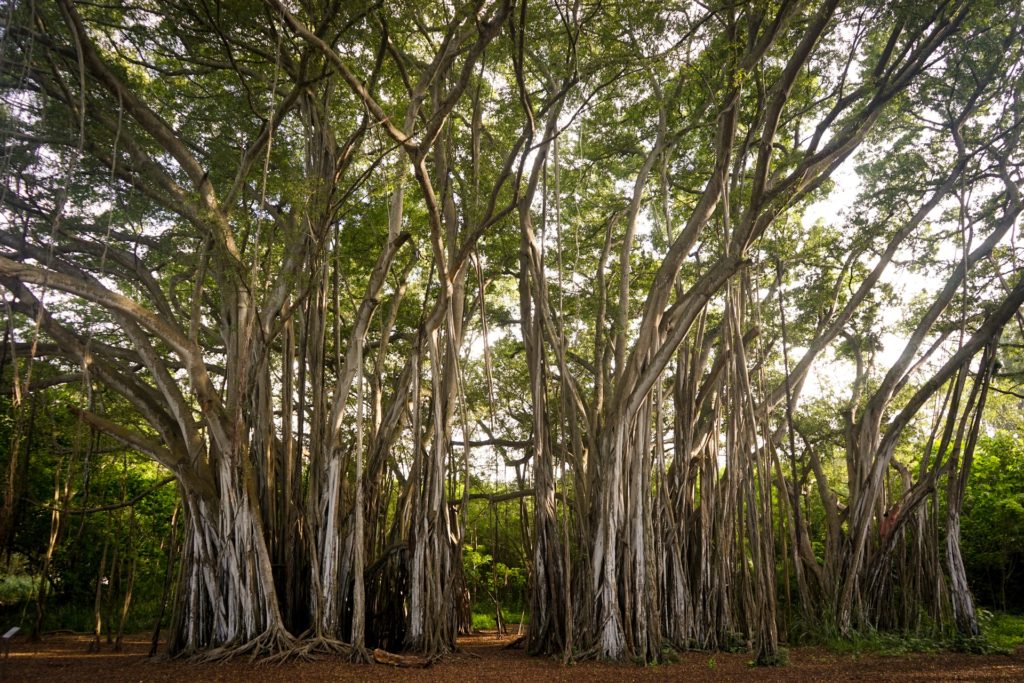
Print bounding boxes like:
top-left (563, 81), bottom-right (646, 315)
top-left (1, 0), bottom-right (1022, 665)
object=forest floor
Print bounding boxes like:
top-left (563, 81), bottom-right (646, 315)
top-left (4, 630), bottom-right (1024, 682)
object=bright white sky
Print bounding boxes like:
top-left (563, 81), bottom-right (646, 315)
top-left (796, 151), bottom-right (989, 403)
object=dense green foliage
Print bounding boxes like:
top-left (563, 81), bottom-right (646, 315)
top-left (1, 0), bottom-right (1022, 664)
top-left (962, 433), bottom-right (1024, 612)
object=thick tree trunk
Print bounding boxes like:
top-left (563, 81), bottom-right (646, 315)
top-left (169, 458), bottom-right (290, 658)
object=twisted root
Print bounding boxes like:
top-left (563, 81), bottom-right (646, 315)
top-left (189, 625), bottom-right (296, 663)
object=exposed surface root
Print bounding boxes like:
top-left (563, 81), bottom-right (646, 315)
top-left (277, 634), bottom-right (351, 662)
top-left (371, 647), bottom-right (431, 668)
top-left (189, 626), bottom-right (297, 663)
top-left (568, 644), bottom-right (599, 660)
top-left (503, 635), bottom-right (527, 650)
top-left (14, 631), bottom-right (1024, 682)
top-left (347, 644), bottom-right (371, 664)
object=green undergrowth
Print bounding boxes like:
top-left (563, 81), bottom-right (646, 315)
top-left (0, 599), bottom-right (169, 635)
top-left (754, 646), bottom-right (790, 666)
top-left (823, 629), bottom-right (944, 656)
top-left (808, 610), bottom-right (1024, 657)
top-left (470, 608), bottom-right (526, 631)
top-left (977, 611), bottom-right (1024, 653)
top-left (0, 573), bottom-right (37, 606)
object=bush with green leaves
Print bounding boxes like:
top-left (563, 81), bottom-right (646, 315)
top-left (961, 432), bottom-right (1024, 611)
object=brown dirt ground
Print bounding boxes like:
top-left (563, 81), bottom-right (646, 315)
top-left (3, 630), bottom-right (1023, 682)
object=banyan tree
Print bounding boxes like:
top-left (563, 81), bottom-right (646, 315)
top-left (1, 0), bottom-right (1022, 665)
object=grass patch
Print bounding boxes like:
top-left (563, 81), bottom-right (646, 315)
top-left (470, 608), bottom-right (526, 631)
top-left (978, 611), bottom-right (1024, 653)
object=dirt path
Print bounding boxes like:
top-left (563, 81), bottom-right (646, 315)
top-left (5, 631), bottom-right (1023, 682)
